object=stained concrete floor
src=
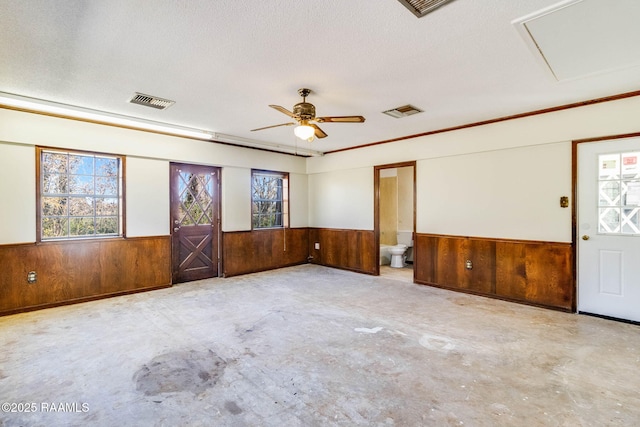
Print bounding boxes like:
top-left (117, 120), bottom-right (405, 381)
top-left (1, 264), bottom-right (639, 426)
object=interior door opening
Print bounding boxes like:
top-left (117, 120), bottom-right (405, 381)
top-left (374, 161), bottom-right (416, 282)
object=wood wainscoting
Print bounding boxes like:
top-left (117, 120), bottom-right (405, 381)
top-left (222, 228), bottom-right (309, 277)
top-left (415, 234), bottom-right (574, 311)
top-left (308, 228), bottom-right (377, 275)
top-left (0, 236), bottom-right (171, 316)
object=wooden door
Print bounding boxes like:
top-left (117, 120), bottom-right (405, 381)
top-left (170, 163), bottom-right (220, 283)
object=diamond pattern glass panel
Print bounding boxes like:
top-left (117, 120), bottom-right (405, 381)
top-left (178, 172), bottom-right (214, 227)
top-left (621, 207), bottom-right (640, 234)
top-left (598, 152), bottom-right (640, 235)
top-left (599, 181), bottom-right (620, 206)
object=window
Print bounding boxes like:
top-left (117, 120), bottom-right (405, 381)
top-left (38, 147), bottom-right (124, 240)
top-left (598, 151), bottom-right (640, 234)
top-left (251, 170), bottom-right (289, 229)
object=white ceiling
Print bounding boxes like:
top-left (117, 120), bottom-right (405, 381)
top-left (1, 0), bottom-right (640, 155)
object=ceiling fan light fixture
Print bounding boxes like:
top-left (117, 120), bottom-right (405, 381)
top-left (253, 88), bottom-right (364, 142)
top-left (294, 123), bottom-right (315, 141)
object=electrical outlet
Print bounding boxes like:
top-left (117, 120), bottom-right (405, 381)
top-left (465, 260), bottom-right (473, 270)
top-left (314, 242), bottom-right (320, 250)
top-left (27, 271), bottom-right (37, 284)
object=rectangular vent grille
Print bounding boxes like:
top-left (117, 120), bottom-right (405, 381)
top-left (128, 92), bottom-right (175, 110)
top-left (383, 104), bottom-right (424, 118)
top-left (396, 0), bottom-right (456, 18)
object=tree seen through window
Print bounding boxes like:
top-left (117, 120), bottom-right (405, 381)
top-left (39, 148), bottom-right (122, 240)
top-left (252, 170), bottom-right (289, 229)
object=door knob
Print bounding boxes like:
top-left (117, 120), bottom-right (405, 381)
top-left (582, 235), bottom-right (590, 240)
top-left (174, 227), bottom-right (180, 232)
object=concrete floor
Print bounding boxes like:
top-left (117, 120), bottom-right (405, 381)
top-left (1, 264), bottom-right (639, 426)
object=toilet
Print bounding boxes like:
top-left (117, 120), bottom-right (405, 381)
top-left (389, 231), bottom-right (413, 268)
top-left (389, 244), bottom-right (407, 268)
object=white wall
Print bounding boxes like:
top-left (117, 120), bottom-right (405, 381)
top-left (417, 142), bottom-right (571, 241)
top-left (308, 167), bottom-right (373, 230)
top-left (0, 143), bottom-right (36, 243)
top-left (289, 173), bottom-right (309, 229)
top-left (125, 157), bottom-right (170, 237)
top-left (307, 96), bottom-right (640, 243)
top-left (221, 167), bottom-right (251, 232)
top-left (3, 95), bottom-right (640, 246)
top-left (0, 109), bottom-right (307, 244)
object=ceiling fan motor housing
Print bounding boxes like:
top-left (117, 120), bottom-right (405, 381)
top-left (293, 102), bottom-right (316, 120)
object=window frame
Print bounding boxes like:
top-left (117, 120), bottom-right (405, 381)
top-left (251, 169), bottom-right (289, 230)
top-left (36, 146), bottom-right (126, 242)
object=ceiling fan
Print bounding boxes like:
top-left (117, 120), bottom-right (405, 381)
top-left (251, 88), bottom-right (365, 142)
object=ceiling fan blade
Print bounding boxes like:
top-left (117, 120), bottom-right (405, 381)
top-left (311, 124), bottom-right (328, 139)
top-left (269, 105), bottom-right (296, 118)
top-left (315, 115), bottom-right (365, 123)
top-left (251, 122), bottom-right (295, 132)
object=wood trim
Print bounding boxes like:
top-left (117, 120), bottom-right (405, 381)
top-left (222, 228), bottom-right (309, 277)
top-left (121, 154), bottom-right (127, 237)
top-left (0, 236), bottom-right (171, 316)
top-left (571, 140), bottom-right (578, 313)
top-left (414, 233), bottom-right (574, 311)
top-left (416, 233), bottom-right (572, 246)
top-left (373, 167), bottom-right (380, 271)
top-left (325, 90), bottom-right (640, 154)
top-left (573, 131), bottom-right (640, 144)
top-left (36, 146), bottom-right (42, 240)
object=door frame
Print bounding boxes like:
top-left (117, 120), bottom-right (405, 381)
top-left (572, 131), bottom-right (640, 317)
top-left (170, 162), bottom-right (222, 283)
top-left (374, 161), bottom-right (417, 277)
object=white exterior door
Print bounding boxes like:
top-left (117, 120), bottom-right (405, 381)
top-left (578, 138), bottom-right (640, 322)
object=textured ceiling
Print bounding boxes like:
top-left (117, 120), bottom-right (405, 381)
top-left (1, 0), bottom-right (640, 154)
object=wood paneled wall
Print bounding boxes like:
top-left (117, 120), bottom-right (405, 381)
top-left (415, 234), bottom-right (574, 311)
top-left (0, 236), bottom-right (171, 316)
top-left (308, 228), bottom-right (377, 275)
top-left (222, 228), bottom-right (309, 277)
top-left (1, 230), bottom-right (574, 315)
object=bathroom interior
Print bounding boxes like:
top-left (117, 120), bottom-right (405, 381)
top-left (379, 165), bottom-right (414, 281)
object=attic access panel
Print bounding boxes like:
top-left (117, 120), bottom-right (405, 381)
top-left (396, 0), bottom-right (456, 18)
top-left (513, 0), bottom-right (640, 81)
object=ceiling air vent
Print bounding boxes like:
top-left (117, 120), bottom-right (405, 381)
top-left (396, 0), bottom-right (457, 18)
top-left (382, 104), bottom-right (423, 118)
top-left (128, 92), bottom-right (175, 110)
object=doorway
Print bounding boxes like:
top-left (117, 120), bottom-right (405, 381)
top-left (577, 137), bottom-right (640, 322)
top-left (374, 161), bottom-right (416, 281)
top-left (170, 163), bottom-right (221, 283)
